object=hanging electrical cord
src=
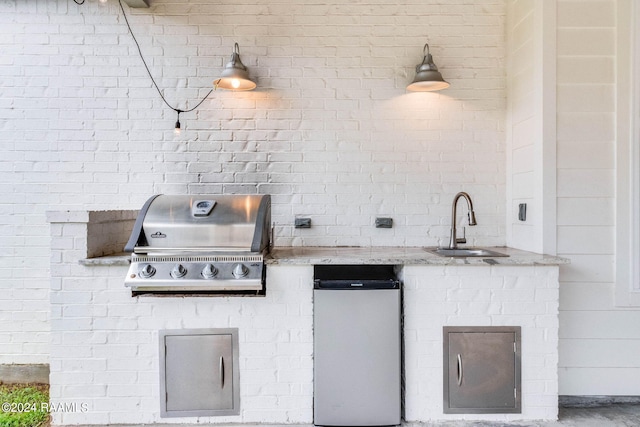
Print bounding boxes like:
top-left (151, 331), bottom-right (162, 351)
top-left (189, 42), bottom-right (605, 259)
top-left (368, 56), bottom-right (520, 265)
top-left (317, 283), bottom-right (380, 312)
top-left (117, 0), bottom-right (213, 134)
top-left (72, 0), bottom-right (214, 132)
top-left (117, 0), bottom-right (213, 121)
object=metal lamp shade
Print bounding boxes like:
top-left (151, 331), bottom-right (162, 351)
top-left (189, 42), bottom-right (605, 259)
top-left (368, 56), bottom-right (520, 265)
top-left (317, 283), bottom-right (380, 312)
top-left (407, 46), bottom-right (449, 92)
top-left (214, 43), bottom-right (256, 91)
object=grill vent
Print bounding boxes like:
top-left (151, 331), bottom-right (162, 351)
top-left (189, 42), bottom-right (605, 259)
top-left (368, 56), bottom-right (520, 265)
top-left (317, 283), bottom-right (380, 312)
top-left (133, 255), bottom-right (263, 263)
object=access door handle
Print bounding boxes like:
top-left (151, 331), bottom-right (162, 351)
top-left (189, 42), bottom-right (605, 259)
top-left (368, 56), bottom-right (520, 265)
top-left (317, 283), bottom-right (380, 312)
top-left (456, 353), bottom-right (463, 386)
top-left (219, 356), bottom-right (225, 389)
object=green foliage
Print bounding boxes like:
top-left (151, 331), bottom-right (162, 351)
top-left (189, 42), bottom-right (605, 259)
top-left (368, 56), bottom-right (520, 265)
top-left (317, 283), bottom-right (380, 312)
top-left (0, 384), bottom-right (49, 427)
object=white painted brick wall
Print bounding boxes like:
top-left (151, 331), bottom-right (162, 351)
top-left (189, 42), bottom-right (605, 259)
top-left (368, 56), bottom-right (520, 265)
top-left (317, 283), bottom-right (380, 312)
top-left (1, 0), bottom-right (506, 364)
top-left (4, 0), bottom-right (639, 402)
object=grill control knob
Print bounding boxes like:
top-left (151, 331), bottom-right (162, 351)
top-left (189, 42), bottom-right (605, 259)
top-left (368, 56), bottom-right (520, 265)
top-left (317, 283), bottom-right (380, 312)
top-left (201, 264), bottom-right (218, 279)
top-left (232, 263), bottom-right (249, 279)
top-left (170, 264), bottom-right (187, 279)
top-left (139, 264), bottom-right (156, 279)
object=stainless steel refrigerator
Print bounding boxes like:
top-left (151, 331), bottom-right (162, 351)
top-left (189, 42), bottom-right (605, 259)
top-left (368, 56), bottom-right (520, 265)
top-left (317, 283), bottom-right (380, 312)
top-left (313, 265), bottom-right (401, 426)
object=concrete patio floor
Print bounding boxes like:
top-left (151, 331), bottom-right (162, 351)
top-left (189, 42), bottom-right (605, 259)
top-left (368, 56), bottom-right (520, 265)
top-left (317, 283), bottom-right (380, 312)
top-left (75, 403), bottom-right (640, 427)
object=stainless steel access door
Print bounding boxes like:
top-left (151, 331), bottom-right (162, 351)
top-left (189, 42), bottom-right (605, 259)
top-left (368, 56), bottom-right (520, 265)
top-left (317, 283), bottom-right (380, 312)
top-left (443, 326), bottom-right (521, 414)
top-left (159, 329), bottom-right (240, 418)
top-left (314, 288), bottom-right (401, 426)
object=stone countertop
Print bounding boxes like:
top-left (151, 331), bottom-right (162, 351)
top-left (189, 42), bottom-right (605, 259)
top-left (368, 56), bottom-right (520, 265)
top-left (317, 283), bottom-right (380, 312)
top-left (79, 253), bottom-right (131, 266)
top-left (80, 247), bottom-right (569, 267)
top-left (266, 246), bottom-right (569, 266)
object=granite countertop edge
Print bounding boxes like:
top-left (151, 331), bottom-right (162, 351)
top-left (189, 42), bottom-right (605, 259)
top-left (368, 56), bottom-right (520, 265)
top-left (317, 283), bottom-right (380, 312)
top-left (265, 246), bottom-right (569, 266)
top-left (79, 247), bottom-right (570, 267)
top-left (79, 253), bottom-right (131, 266)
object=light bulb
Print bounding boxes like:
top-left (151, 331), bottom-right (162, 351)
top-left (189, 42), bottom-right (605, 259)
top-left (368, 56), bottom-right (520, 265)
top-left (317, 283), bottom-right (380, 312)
top-left (98, 0), bottom-right (108, 4)
top-left (173, 110), bottom-right (182, 136)
top-left (231, 78), bottom-right (240, 89)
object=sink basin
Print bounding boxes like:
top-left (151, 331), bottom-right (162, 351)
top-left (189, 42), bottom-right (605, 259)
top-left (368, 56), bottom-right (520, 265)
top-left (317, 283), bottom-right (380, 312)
top-left (426, 247), bottom-right (509, 258)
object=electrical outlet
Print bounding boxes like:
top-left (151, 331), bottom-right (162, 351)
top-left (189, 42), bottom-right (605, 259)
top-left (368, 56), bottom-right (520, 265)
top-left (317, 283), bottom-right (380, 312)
top-left (375, 217), bottom-right (393, 228)
top-left (294, 218), bottom-right (311, 228)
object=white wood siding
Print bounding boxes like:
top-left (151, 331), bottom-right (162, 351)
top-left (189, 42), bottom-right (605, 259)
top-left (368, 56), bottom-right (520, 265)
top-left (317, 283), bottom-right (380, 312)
top-left (557, 0), bottom-right (640, 395)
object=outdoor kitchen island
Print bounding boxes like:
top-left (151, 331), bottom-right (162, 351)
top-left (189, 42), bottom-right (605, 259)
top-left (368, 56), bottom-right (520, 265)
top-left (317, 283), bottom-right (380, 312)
top-left (47, 210), bottom-right (567, 426)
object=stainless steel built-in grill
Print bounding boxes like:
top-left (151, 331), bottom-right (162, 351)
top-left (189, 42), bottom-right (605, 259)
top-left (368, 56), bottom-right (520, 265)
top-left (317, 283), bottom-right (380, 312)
top-left (124, 194), bottom-right (271, 295)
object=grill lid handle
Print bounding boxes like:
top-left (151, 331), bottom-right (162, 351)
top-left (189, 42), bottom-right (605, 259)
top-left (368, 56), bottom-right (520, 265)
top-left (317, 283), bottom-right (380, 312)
top-left (124, 194), bottom-right (161, 253)
top-left (250, 195), bottom-right (271, 252)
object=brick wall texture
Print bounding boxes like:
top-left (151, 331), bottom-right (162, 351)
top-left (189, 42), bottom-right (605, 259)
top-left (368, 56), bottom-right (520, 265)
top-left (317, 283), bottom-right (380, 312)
top-left (0, 0), bottom-right (505, 363)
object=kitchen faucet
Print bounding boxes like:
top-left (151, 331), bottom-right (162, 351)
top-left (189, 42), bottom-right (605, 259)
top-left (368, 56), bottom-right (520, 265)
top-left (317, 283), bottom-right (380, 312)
top-left (448, 192), bottom-right (477, 249)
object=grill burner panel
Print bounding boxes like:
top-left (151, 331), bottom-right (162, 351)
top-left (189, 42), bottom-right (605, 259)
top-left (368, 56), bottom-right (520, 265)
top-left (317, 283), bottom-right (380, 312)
top-left (128, 254), bottom-right (264, 291)
top-left (124, 194), bottom-right (271, 296)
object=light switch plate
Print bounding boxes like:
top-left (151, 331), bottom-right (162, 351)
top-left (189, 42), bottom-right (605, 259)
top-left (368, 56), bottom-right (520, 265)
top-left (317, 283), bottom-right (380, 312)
top-left (518, 204), bottom-right (527, 221)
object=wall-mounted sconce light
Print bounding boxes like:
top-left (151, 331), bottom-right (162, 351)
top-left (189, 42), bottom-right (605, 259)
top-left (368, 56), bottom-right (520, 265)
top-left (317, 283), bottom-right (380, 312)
top-left (214, 43), bottom-right (257, 91)
top-left (407, 43), bottom-right (449, 92)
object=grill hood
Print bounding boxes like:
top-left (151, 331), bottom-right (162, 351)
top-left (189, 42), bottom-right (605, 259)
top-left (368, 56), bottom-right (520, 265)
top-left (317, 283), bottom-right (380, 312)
top-left (125, 194), bottom-right (271, 254)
